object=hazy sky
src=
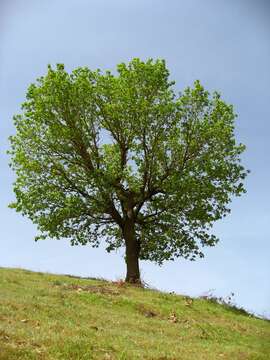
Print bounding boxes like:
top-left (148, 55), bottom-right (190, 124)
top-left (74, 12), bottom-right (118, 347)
top-left (0, 0), bottom-right (269, 316)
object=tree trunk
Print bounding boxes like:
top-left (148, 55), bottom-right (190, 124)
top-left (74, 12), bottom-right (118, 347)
top-left (123, 219), bottom-right (141, 284)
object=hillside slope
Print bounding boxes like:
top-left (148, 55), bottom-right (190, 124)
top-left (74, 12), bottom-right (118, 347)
top-left (0, 268), bottom-right (269, 359)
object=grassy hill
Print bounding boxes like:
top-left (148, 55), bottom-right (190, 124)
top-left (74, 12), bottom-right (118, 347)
top-left (0, 268), bottom-right (269, 359)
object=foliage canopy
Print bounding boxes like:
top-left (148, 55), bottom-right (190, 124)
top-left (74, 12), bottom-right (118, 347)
top-left (9, 59), bottom-right (248, 281)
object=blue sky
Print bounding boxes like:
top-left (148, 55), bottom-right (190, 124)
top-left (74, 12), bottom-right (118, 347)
top-left (0, 0), bottom-right (269, 316)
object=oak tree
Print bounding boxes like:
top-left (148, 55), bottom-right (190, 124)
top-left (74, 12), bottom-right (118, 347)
top-left (9, 59), bottom-right (248, 283)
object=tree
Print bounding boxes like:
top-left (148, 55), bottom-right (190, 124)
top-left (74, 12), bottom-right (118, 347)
top-left (9, 59), bottom-right (248, 283)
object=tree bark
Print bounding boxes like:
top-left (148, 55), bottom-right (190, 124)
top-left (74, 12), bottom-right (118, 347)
top-left (123, 219), bottom-right (141, 284)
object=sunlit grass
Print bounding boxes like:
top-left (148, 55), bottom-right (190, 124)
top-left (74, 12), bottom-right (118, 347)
top-left (0, 267), bottom-right (269, 359)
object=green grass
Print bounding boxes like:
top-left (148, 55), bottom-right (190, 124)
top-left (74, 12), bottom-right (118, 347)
top-left (0, 268), bottom-right (269, 359)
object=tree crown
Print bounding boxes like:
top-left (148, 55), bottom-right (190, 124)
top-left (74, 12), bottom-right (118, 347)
top-left (9, 59), bottom-right (248, 264)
